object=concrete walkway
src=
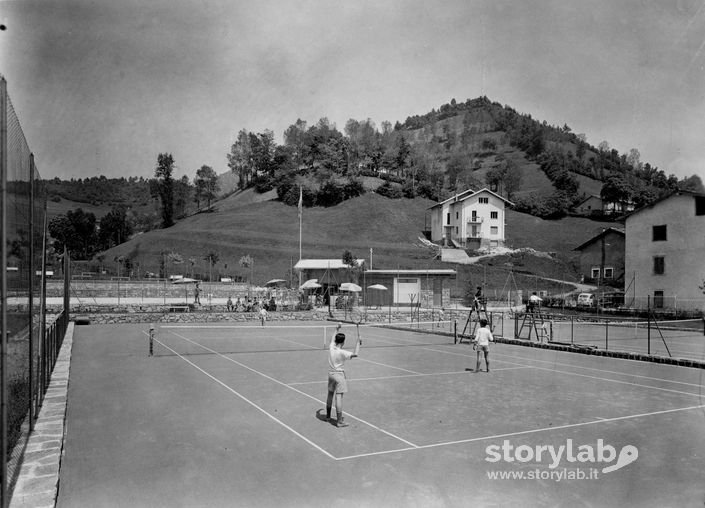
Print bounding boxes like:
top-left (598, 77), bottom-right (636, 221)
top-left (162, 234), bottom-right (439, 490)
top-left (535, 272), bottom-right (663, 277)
top-left (9, 323), bottom-right (74, 508)
top-left (440, 248), bottom-right (472, 263)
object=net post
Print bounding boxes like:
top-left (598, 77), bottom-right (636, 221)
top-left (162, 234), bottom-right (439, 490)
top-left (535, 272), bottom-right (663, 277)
top-left (605, 319), bottom-right (609, 351)
top-left (149, 324), bottom-right (155, 356)
top-left (453, 319), bottom-right (457, 344)
top-left (647, 296), bottom-right (651, 355)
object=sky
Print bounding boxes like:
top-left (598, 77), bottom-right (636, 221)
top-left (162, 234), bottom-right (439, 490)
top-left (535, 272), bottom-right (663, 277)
top-left (1, 0), bottom-right (704, 182)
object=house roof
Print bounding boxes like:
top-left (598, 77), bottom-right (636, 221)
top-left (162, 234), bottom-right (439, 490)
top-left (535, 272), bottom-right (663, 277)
top-left (429, 188), bottom-right (476, 208)
top-left (576, 194), bottom-right (602, 206)
top-left (294, 259), bottom-right (365, 270)
top-left (427, 187), bottom-right (514, 210)
top-left (365, 269), bottom-right (457, 276)
top-left (573, 227), bottom-right (625, 251)
top-left (623, 189), bottom-right (705, 220)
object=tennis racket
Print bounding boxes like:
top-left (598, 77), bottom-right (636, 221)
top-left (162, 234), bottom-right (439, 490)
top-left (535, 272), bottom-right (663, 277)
top-left (350, 308), bottom-right (364, 345)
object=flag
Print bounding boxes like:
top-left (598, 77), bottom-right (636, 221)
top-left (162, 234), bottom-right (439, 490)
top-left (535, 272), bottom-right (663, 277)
top-left (298, 186), bottom-right (302, 219)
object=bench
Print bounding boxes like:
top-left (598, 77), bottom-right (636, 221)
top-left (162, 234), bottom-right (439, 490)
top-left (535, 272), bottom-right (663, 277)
top-left (168, 305), bottom-right (190, 313)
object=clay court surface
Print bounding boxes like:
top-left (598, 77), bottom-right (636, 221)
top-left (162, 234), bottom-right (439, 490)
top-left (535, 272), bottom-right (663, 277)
top-left (56, 322), bottom-right (705, 507)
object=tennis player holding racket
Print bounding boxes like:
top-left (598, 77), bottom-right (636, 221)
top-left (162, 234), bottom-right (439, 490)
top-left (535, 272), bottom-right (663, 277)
top-left (325, 327), bottom-right (362, 428)
top-left (473, 318), bottom-right (493, 372)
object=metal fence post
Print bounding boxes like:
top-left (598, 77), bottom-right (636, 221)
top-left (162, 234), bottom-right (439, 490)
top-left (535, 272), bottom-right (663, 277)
top-left (0, 75), bottom-right (8, 508)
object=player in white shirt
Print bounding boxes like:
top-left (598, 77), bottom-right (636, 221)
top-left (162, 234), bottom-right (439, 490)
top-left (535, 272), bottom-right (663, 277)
top-left (473, 318), bottom-right (494, 373)
top-left (325, 326), bottom-right (361, 427)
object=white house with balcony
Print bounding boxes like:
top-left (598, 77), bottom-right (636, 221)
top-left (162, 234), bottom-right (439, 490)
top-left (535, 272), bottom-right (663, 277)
top-left (428, 188), bottom-right (512, 250)
top-left (624, 190), bottom-right (705, 311)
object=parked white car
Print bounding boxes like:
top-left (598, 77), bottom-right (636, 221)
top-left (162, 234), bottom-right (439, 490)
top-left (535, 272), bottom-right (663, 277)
top-left (577, 293), bottom-right (595, 307)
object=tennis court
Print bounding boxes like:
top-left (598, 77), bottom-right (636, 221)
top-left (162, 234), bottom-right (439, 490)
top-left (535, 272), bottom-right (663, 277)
top-left (56, 320), bottom-right (705, 507)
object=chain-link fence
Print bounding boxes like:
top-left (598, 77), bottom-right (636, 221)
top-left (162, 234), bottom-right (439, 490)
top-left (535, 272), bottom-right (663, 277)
top-left (1, 76), bottom-right (70, 505)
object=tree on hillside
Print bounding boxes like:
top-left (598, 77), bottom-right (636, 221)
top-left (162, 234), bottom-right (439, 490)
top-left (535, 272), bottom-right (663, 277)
top-left (204, 251), bottom-right (220, 282)
top-left (601, 175), bottom-right (633, 209)
top-left (239, 254), bottom-right (254, 286)
top-left (446, 151), bottom-right (466, 189)
top-left (194, 165), bottom-right (220, 210)
top-left (395, 135), bottom-right (411, 177)
top-left (227, 129), bottom-right (253, 190)
top-left (173, 175), bottom-right (192, 219)
top-left (250, 130), bottom-right (276, 179)
top-left (98, 206), bottom-right (133, 250)
top-left (341, 250), bottom-right (362, 283)
top-left (155, 153), bottom-right (176, 228)
top-left (189, 257), bottom-right (197, 278)
top-left (165, 250), bottom-right (184, 279)
top-left (48, 208), bottom-right (98, 260)
top-left (680, 174), bottom-right (705, 193)
top-left (626, 148), bottom-right (642, 172)
top-left (283, 119), bottom-right (309, 169)
top-left (486, 158), bottom-right (522, 199)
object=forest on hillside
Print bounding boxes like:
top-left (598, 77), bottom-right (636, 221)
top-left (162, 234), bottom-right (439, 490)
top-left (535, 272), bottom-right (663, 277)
top-left (228, 96), bottom-right (702, 218)
top-left (45, 95), bottom-right (704, 261)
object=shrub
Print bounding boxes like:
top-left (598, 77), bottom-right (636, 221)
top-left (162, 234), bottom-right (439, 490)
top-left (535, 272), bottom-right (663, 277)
top-left (376, 181), bottom-right (403, 199)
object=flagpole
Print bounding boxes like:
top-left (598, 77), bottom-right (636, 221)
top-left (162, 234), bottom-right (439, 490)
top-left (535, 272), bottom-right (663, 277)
top-left (298, 186), bottom-right (303, 288)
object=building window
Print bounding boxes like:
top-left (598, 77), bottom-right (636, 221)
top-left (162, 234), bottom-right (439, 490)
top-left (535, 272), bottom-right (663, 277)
top-left (471, 210), bottom-right (477, 221)
top-left (455, 211), bottom-right (459, 220)
top-left (490, 226), bottom-right (498, 235)
top-left (653, 291), bottom-right (664, 309)
top-left (604, 267), bottom-right (614, 279)
top-left (652, 225), bottom-right (667, 241)
top-left (479, 197), bottom-right (489, 204)
top-left (490, 211), bottom-right (498, 219)
top-left (696, 196), bottom-right (705, 216)
top-left (653, 256), bottom-right (665, 275)
top-left (446, 212), bottom-right (450, 225)
top-left (591, 267), bottom-right (600, 279)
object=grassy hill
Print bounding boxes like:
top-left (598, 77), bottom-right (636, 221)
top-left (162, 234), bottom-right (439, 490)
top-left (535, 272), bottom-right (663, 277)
top-left (99, 188), bottom-right (617, 297)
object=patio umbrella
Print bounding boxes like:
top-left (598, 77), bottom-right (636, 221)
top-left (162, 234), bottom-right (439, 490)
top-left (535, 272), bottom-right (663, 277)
top-left (171, 277), bottom-right (200, 284)
top-left (367, 283), bottom-right (388, 309)
top-left (340, 282), bottom-right (362, 292)
top-left (300, 279), bottom-right (322, 290)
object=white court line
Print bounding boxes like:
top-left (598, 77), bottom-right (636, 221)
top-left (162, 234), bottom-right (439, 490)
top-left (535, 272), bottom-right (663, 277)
top-left (252, 333), bottom-right (424, 376)
top-left (153, 331), bottom-right (704, 462)
top-left (433, 347), bottom-right (705, 401)
top-left (169, 332), bottom-right (419, 449)
top-left (488, 356), bottom-right (705, 398)
top-left (336, 403), bottom-right (705, 461)
top-left (151, 338), bottom-right (337, 460)
top-left (415, 344), bottom-right (705, 398)
top-left (491, 350), bottom-right (705, 389)
top-left (287, 366), bottom-right (530, 386)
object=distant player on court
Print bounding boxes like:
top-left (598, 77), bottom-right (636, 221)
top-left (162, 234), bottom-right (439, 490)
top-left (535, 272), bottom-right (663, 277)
top-left (325, 327), bottom-right (361, 428)
top-left (473, 318), bottom-right (493, 372)
top-left (528, 292), bottom-right (542, 313)
top-left (259, 306), bottom-right (268, 326)
top-left (474, 286), bottom-right (485, 311)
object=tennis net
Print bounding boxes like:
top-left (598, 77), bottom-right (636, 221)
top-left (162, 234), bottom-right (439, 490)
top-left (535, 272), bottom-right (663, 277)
top-left (546, 317), bottom-right (705, 360)
top-left (550, 317), bottom-right (704, 343)
top-left (148, 320), bottom-right (456, 357)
